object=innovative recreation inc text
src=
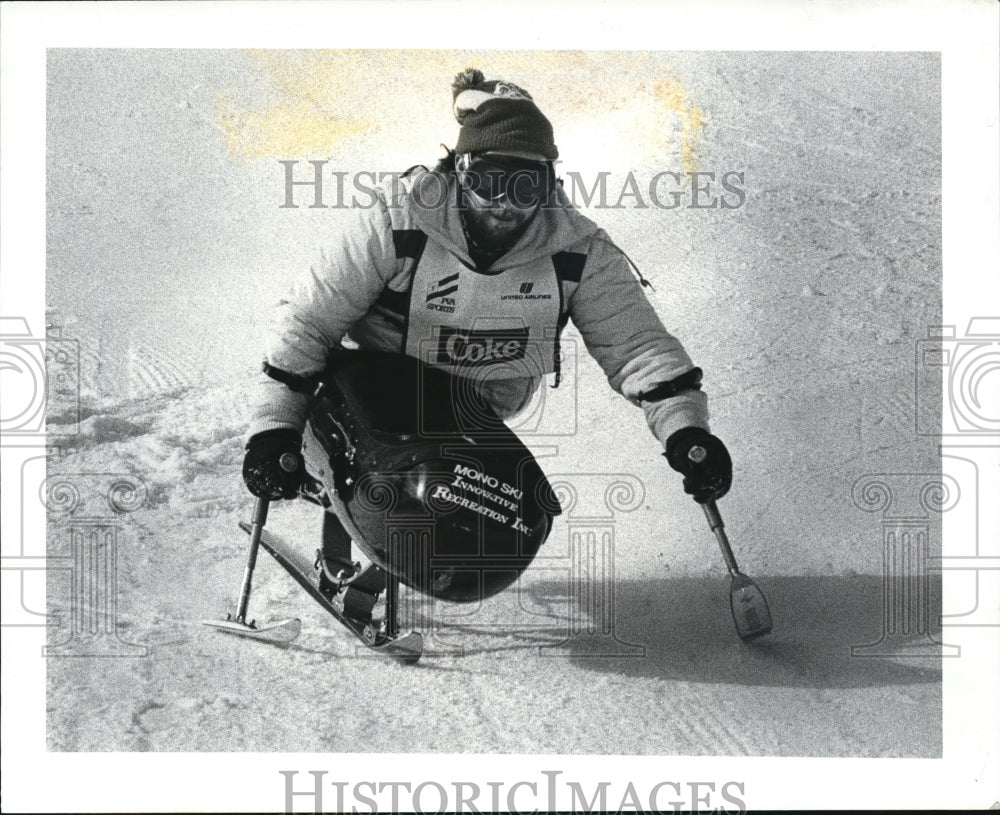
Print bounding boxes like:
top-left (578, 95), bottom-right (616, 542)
top-left (280, 770), bottom-right (748, 814)
top-left (279, 161), bottom-right (748, 211)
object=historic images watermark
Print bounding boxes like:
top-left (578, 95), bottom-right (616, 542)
top-left (0, 316), bottom-right (149, 657)
top-left (850, 318), bottom-right (1000, 656)
top-left (529, 471), bottom-right (648, 658)
top-left (310, 464), bottom-right (649, 660)
top-left (851, 472), bottom-right (960, 657)
top-left (43, 472), bottom-right (149, 657)
top-left (278, 769), bottom-right (748, 814)
top-left (917, 319), bottom-right (1000, 633)
top-left (2, 316), bottom-right (81, 636)
top-left (0, 316), bottom-right (80, 437)
top-left (409, 326), bottom-right (579, 439)
top-left (914, 318), bottom-right (1000, 437)
top-left (278, 161), bottom-right (747, 211)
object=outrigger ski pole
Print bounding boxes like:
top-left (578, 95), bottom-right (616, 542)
top-left (202, 496), bottom-right (302, 642)
top-left (689, 446), bottom-right (773, 641)
top-left (700, 499), bottom-right (773, 641)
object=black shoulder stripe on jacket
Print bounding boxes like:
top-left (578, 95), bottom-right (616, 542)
top-left (388, 229), bottom-right (427, 352)
top-left (392, 229), bottom-right (428, 260)
top-left (551, 251), bottom-right (587, 283)
top-left (550, 250), bottom-right (588, 388)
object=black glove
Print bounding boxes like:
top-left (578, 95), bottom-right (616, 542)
top-left (242, 429), bottom-right (305, 500)
top-left (664, 426), bottom-right (732, 504)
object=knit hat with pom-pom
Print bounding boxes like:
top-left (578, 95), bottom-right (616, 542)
top-left (451, 68), bottom-right (558, 160)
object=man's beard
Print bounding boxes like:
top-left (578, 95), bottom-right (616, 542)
top-left (461, 201), bottom-right (538, 254)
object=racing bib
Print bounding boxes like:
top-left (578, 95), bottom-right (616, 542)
top-left (404, 240), bottom-right (563, 383)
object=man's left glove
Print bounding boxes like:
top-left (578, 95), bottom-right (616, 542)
top-left (664, 426), bottom-right (732, 504)
top-left (242, 429), bottom-right (305, 500)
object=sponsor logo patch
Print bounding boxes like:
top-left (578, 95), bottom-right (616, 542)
top-left (435, 326), bottom-right (529, 366)
top-left (500, 279), bottom-right (552, 301)
top-left (425, 273), bottom-right (459, 313)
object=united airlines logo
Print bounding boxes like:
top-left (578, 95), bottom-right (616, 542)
top-left (435, 326), bottom-right (529, 366)
top-left (500, 279), bottom-right (552, 301)
top-left (426, 273), bottom-right (459, 313)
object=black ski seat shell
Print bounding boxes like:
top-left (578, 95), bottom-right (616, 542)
top-left (307, 350), bottom-right (561, 602)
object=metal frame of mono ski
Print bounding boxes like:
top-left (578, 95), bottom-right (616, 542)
top-left (238, 522), bottom-right (423, 663)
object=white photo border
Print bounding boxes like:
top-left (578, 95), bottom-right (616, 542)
top-left (2, 1), bottom-right (998, 811)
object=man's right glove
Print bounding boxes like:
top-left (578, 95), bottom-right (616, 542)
top-left (242, 428), bottom-right (305, 500)
top-left (664, 426), bottom-right (732, 504)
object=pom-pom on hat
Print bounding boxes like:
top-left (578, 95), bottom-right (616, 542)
top-left (451, 68), bottom-right (558, 160)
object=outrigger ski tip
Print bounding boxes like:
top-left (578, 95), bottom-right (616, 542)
top-left (237, 520), bottom-right (423, 664)
top-left (697, 497), bottom-right (774, 642)
top-left (204, 497), bottom-right (305, 645)
top-left (202, 616), bottom-right (302, 643)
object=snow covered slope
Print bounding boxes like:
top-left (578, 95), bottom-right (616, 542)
top-left (44, 50), bottom-right (942, 756)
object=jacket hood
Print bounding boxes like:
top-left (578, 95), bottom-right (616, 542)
top-left (406, 168), bottom-right (600, 270)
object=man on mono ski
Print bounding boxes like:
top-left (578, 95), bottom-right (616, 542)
top-left (241, 68), bottom-right (732, 631)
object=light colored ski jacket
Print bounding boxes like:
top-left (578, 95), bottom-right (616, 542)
top-left (249, 168), bottom-right (711, 447)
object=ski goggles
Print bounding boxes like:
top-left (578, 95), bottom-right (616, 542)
top-left (462, 156), bottom-right (553, 207)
